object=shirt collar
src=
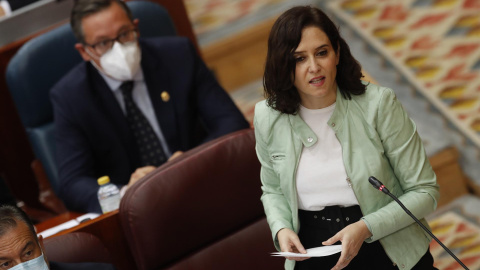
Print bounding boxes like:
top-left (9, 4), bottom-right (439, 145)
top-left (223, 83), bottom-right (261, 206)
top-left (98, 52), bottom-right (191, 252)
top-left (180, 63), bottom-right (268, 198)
top-left (289, 86), bottom-right (348, 147)
top-left (100, 67), bottom-right (145, 93)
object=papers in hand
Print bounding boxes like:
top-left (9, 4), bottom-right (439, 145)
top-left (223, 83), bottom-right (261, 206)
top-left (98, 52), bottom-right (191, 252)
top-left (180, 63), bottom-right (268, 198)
top-left (271, 245), bottom-right (342, 257)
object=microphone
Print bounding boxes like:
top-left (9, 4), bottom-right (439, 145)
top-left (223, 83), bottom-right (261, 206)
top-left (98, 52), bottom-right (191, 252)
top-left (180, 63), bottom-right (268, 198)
top-left (368, 176), bottom-right (389, 194)
top-left (368, 176), bottom-right (469, 270)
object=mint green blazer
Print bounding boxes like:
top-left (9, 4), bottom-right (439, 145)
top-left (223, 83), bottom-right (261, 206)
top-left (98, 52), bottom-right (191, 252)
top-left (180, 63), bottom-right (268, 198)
top-left (254, 83), bottom-right (439, 270)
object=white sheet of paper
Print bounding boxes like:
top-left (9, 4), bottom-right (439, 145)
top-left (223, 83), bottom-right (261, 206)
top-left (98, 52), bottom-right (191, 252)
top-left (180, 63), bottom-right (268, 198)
top-left (75, 213), bottom-right (100, 223)
top-left (271, 245), bottom-right (342, 257)
top-left (37, 213), bottom-right (101, 238)
top-left (37, 219), bottom-right (79, 239)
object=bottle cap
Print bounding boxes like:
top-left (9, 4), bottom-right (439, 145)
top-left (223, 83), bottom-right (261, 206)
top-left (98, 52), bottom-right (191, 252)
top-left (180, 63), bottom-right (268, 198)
top-left (97, 176), bottom-right (110, 186)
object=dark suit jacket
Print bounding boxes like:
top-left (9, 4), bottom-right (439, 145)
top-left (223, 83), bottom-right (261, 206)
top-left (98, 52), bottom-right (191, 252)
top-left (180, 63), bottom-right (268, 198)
top-left (51, 37), bottom-right (249, 213)
top-left (50, 261), bottom-right (116, 270)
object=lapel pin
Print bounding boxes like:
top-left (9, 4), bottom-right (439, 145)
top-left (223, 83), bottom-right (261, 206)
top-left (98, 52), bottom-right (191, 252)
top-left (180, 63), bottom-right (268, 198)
top-left (161, 91), bottom-right (170, 102)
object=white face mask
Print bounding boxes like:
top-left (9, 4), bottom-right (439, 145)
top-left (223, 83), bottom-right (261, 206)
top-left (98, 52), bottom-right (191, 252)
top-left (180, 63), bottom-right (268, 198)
top-left (89, 41), bottom-right (141, 81)
top-left (9, 253), bottom-right (49, 270)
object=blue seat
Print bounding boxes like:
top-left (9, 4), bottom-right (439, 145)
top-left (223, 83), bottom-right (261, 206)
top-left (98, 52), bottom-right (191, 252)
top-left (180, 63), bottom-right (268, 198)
top-left (6, 1), bottom-right (177, 195)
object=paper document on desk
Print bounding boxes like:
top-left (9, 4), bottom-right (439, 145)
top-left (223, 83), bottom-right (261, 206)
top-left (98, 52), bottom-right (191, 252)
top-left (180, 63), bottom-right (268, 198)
top-left (271, 245), bottom-right (342, 257)
top-left (37, 213), bottom-right (100, 238)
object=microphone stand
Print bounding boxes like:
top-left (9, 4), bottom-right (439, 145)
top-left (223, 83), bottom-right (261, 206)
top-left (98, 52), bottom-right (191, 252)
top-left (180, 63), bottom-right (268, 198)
top-left (368, 176), bottom-right (469, 270)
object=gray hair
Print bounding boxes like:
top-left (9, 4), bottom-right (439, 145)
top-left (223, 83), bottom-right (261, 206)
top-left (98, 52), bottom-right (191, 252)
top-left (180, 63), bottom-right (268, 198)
top-left (71, 0), bottom-right (134, 44)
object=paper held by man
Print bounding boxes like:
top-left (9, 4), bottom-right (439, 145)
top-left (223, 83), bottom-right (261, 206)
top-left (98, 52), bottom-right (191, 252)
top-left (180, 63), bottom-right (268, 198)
top-left (271, 245), bottom-right (342, 257)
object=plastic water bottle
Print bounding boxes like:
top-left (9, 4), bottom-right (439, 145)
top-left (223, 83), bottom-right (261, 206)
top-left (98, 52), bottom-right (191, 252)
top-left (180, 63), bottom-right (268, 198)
top-left (97, 176), bottom-right (121, 214)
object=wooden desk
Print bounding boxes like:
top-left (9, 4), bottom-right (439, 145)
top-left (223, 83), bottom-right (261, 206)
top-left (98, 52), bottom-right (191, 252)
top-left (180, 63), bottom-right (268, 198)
top-left (429, 147), bottom-right (470, 208)
top-left (35, 211), bottom-right (82, 232)
top-left (36, 211), bottom-right (135, 270)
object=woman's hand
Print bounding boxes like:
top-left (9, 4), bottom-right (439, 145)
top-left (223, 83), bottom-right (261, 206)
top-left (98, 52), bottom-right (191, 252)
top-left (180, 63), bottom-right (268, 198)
top-left (277, 228), bottom-right (310, 261)
top-left (322, 220), bottom-right (372, 270)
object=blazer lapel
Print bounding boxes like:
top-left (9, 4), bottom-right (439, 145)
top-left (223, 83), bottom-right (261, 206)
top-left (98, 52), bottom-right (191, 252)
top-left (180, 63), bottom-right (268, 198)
top-left (88, 65), bottom-right (137, 156)
top-left (140, 42), bottom-right (180, 152)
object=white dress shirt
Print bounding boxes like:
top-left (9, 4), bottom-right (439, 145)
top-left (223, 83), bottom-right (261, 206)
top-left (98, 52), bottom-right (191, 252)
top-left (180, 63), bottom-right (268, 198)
top-left (99, 68), bottom-right (172, 157)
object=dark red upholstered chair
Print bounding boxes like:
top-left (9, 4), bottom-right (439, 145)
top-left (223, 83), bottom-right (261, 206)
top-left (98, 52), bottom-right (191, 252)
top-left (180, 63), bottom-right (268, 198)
top-left (43, 232), bottom-right (113, 264)
top-left (119, 129), bottom-right (284, 270)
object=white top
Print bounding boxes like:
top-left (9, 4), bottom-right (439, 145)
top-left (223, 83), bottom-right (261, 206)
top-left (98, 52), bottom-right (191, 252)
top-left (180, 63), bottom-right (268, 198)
top-left (100, 68), bottom-right (172, 157)
top-left (296, 103), bottom-right (359, 211)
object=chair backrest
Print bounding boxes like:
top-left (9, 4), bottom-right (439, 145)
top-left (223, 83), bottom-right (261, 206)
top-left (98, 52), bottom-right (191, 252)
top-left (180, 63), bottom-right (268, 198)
top-left (119, 129), bottom-right (283, 270)
top-left (5, 1), bottom-right (176, 194)
top-left (43, 232), bottom-right (113, 264)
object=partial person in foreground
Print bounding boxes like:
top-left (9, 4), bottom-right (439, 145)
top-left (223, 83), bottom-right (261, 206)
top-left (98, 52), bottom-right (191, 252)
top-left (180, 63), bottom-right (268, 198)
top-left (0, 204), bottom-right (115, 270)
top-left (254, 6), bottom-right (439, 270)
top-left (51, 0), bottom-right (249, 213)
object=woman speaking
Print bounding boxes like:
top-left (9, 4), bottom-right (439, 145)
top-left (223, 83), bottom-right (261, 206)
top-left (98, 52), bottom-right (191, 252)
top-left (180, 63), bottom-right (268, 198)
top-left (254, 6), bottom-right (439, 270)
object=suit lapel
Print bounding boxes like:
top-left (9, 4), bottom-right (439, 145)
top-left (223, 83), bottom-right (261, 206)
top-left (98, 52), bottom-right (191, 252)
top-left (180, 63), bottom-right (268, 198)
top-left (140, 42), bottom-right (180, 152)
top-left (88, 65), bottom-right (137, 157)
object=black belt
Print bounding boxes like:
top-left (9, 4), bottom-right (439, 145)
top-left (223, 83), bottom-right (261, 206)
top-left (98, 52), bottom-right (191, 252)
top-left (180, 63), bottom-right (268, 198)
top-left (298, 205), bottom-right (363, 231)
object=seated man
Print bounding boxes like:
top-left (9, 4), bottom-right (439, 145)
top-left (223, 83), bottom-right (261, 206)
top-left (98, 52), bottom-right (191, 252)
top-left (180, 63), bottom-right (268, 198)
top-left (51, 0), bottom-right (249, 213)
top-left (0, 204), bottom-right (115, 270)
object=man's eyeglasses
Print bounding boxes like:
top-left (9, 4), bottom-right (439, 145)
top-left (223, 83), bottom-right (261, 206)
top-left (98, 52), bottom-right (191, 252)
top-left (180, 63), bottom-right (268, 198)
top-left (85, 28), bottom-right (138, 56)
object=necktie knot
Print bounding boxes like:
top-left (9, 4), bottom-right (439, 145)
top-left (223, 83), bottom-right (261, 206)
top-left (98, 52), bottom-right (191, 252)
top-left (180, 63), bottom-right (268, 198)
top-left (120, 81), bottom-right (134, 96)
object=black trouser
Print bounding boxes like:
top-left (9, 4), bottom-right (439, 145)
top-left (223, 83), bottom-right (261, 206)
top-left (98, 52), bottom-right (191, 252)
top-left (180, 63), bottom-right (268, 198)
top-left (294, 205), bottom-right (437, 270)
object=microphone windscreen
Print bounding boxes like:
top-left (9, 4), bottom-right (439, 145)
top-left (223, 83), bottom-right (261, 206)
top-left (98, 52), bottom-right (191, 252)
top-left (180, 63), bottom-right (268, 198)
top-left (368, 176), bottom-right (383, 190)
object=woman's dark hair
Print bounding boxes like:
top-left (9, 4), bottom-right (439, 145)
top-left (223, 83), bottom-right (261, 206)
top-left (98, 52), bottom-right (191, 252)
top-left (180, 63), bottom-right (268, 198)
top-left (263, 6), bottom-right (365, 114)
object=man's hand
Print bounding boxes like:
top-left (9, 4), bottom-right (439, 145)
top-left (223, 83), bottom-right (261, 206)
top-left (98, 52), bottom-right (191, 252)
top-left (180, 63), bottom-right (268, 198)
top-left (127, 166), bottom-right (156, 188)
top-left (277, 228), bottom-right (309, 261)
top-left (0, 6), bottom-right (6, 17)
top-left (322, 220), bottom-right (372, 270)
top-left (168, 151), bottom-right (183, 161)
